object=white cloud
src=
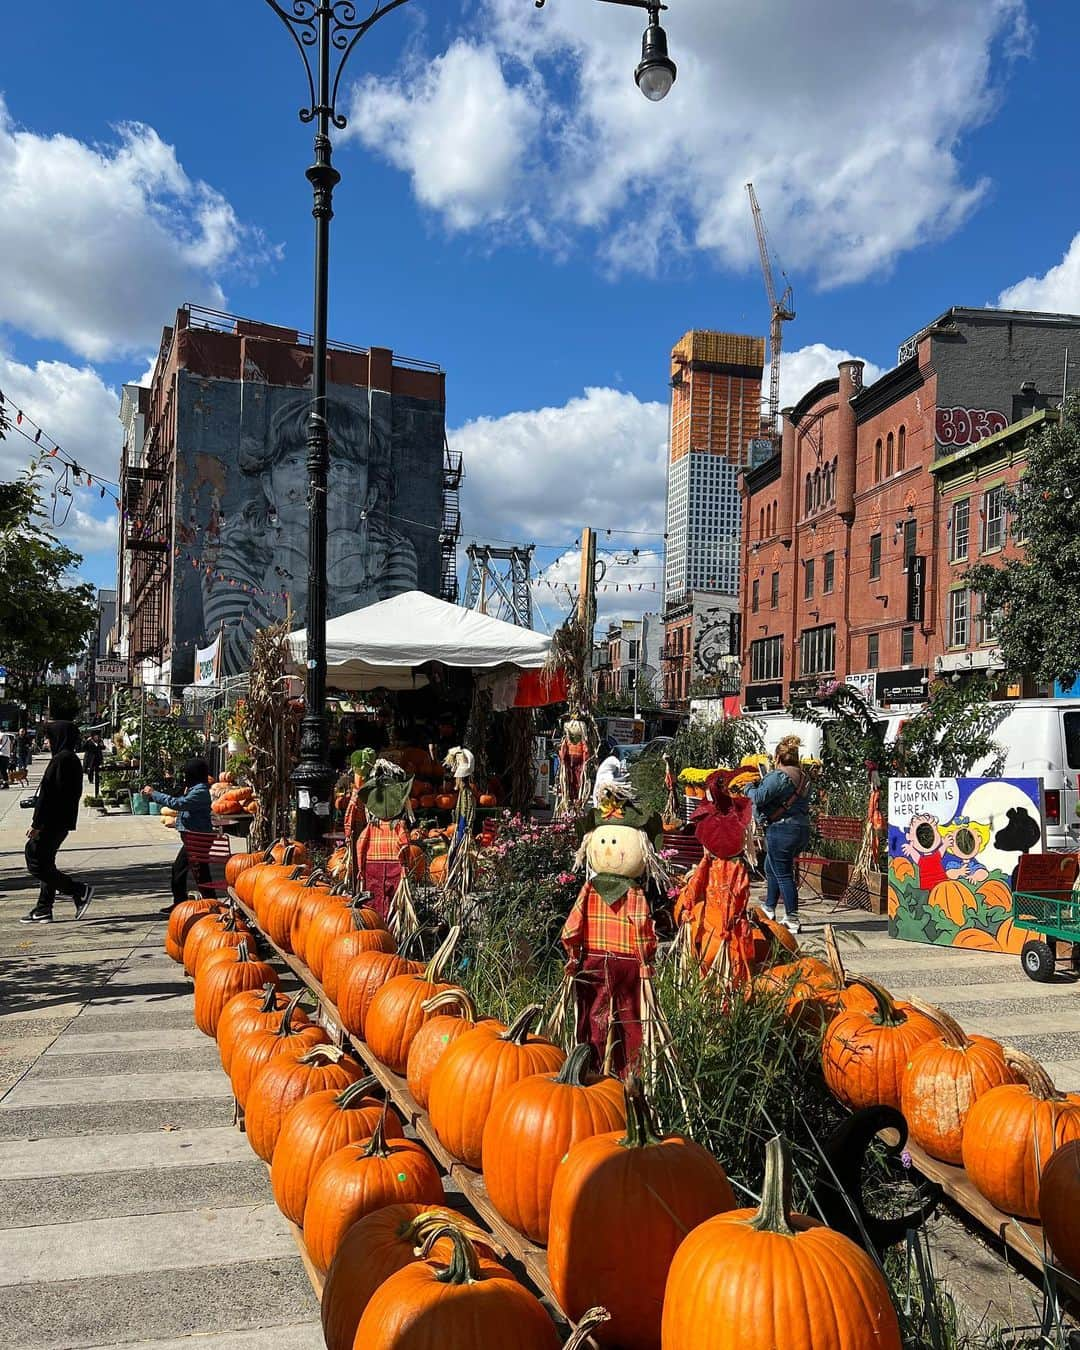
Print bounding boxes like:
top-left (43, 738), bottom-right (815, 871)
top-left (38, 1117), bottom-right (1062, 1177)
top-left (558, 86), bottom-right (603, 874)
top-left (350, 0), bottom-right (1027, 286)
top-left (770, 343), bottom-right (886, 412)
top-left (997, 233), bottom-right (1080, 313)
top-left (452, 385), bottom-right (668, 550)
top-left (346, 41), bottom-right (542, 230)
top-left (532, 547), bottom-right (662, 633)
top-left (0, 347), bottom-right (120, 559)
top-left (0, 98), bottom-right (278, 361)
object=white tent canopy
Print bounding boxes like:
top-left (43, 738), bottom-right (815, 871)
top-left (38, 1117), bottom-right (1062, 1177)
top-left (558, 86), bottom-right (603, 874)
top-left (287, 590), bottom-right (551, 692)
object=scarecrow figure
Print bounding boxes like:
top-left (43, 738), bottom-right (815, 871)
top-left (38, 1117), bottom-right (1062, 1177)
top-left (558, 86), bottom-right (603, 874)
top-left (561, 786), bottom-right (665, 1077)
top-left (355, 760), bottom-right (414, 922)
top-left (674, 769), bottom-right (755, 986)
top-left (441, 745), bottom-right (478, 919)
top-left (556, 715), bottom-right (591, 816)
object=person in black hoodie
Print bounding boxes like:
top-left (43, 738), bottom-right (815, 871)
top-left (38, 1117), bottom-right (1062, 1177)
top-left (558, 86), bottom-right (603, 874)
top-left (21, 721), bottom-right (95, 923)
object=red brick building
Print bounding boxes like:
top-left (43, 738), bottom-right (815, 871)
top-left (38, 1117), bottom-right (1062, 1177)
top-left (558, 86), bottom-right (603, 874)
top-left (739, 308), bottom-right (1080, 710)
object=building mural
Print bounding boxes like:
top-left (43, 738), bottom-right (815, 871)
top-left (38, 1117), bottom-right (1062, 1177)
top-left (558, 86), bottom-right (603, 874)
top-left (173, 376), bottom-right (444, 677)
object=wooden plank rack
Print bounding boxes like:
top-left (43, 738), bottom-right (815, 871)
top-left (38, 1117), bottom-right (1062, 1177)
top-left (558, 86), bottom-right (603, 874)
top-left (232, 894), bottom-right (574, 1333)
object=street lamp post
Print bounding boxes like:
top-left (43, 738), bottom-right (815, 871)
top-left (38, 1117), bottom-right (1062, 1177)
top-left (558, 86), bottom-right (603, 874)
top-left (264, 0), bottom-right (676, 842)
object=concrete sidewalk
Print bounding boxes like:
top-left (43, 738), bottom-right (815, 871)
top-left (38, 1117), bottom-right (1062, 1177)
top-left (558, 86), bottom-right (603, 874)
top-left (0, 770), bottom-right (321, 1350)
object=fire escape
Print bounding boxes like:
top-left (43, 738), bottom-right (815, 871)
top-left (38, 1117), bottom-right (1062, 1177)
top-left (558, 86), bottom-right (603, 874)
top-left (439, 437), bottom-right (463, 602)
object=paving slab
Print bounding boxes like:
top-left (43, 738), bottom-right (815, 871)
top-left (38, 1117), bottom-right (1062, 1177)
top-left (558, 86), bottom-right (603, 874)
top-left (1, 1070), bottom-right (231, 1109)
top-left (0, 1097), bottom-right (236, 1140)
top-left (0, 1126), bottom-right (251, 1178)
top-left (45, 1027), bottom-right (209, 1055)
top-left (103, 1324), bottom-right (325, 1350)
top-left (27, 1048), bottom-right (222, 1080)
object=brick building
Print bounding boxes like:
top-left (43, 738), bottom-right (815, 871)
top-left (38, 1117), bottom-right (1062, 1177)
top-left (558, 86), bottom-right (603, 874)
top-left (118, 305), bottom-right (459, 688)
top-left (739, 307), bottom-right (1080, 710)
top-left (661, 591), bottom-right (741, 706)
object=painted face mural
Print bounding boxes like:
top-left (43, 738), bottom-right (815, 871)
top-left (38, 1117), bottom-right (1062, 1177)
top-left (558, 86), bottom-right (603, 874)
top-left (198, 392), bottom-right (420, 675)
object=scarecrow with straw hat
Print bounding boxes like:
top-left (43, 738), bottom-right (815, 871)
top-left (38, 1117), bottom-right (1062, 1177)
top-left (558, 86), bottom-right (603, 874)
top-left (561, 784), bottom-right (667, 1077)
top-left (674, 768), bottom-right (755, 987)
top-left (355, 760), bottom-right (414, 922)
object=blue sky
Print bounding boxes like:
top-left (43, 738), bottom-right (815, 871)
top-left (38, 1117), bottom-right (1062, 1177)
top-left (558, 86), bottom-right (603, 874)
top-left (1, 0), bottom-right (1078, 629)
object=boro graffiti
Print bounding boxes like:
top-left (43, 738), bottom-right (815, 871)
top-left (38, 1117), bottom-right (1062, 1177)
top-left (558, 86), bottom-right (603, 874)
top-left (935, 406), bottom-right (1008, 449)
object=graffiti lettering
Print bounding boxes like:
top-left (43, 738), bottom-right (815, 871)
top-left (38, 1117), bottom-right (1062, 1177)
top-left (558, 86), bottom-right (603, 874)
top-left (935, 406), bottom-right (1008, 449)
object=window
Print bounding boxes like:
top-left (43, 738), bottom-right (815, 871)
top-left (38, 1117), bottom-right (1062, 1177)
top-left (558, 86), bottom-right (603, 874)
top-left (869, 533), bottom-right (882, 580)
top-left (752, 579), bottom-right (760, 613)
top-left (799, 624), bottom-right (836, 677)
top-left (977, 601), bottom-right (999, 645)
top-left (804, 558), bottom-right (815, 600)
top-left (886, 432), bottom-right (895, 476)
top-left (903, 517), bottom-right (917, 570)
top-left (804, 474), bottom-right (813, 516)
top-left (867, 632), bottom-right (879, 669)
top-left (1064, 711), bottom-right (1080, 771)
top-left (823, 551), bottom-right (835, 593)
top-left (813, 469), bottom-right (821, 510)
top-left (772, 499), bottom-right (778, 532)
top-left (983, 485), bottom-right (1005, 551)
top-left (948, 589), bottom-right (969, 648)
top-left (750, 635), bottom-right (784, 683)
top-left (771, 572), bottom-right (779, 607)
top-left (759, 507), bottom-right (765, 538)
top-left (950, 499), bottom-right (970, 562)
top-left (831, 457), bottom-right (838, 501)
top-left (901, 626), bottom-right (915, 665)
top-left (874, 438), bottom-right (882, 481)
top-left (627, 641), bottom-right (639, 663)
top-left (897, 425), bottom-right (906, 469)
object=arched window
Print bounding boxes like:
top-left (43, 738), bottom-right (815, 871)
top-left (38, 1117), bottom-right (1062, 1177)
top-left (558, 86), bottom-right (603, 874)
top-left (772, 498), bottom-right (778, 533)
top-left (897, 425), bottom-right (906, 470)
top-left (874, 438), bottom-right (882, 481)
top-left (805, 473), bottom-right (813, 516)
top-left (886, 432), bottom-right (895, 476)
top-left (759, 507), bottom-right (765, 538)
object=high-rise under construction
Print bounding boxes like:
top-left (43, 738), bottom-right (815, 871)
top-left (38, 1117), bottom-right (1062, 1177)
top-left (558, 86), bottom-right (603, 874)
top-left (663, 330), bottom-right (765, 607)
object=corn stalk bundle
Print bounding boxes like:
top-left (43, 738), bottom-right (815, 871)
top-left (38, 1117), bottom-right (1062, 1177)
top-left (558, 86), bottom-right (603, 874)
top-left (639, 974), bottom-right (691, 1119)
top-left (387, 866), bottom-right (421, 947)
top-left (839, 781), bottom-right (882, 912)
top-left (245, 619), bottom-right (297, 851)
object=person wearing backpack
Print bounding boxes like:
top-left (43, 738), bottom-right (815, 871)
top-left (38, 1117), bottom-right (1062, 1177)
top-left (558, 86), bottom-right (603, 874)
top-left (746, 734), bottom-right (811, 935)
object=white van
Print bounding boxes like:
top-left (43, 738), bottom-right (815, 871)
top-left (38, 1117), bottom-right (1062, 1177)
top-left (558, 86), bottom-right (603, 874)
top-left (967, 699), bottom-right (1080, 853)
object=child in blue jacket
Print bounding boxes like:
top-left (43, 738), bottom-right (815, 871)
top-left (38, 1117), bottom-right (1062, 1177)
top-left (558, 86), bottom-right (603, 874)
top-left (143, 759), bottom-right (214, 914)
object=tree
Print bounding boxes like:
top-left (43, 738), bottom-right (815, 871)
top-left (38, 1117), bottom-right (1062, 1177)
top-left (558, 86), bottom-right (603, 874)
top-left (967, 396), bottom-right (1080, 687)
top-left (0, 474), bottom-right (99, 697)
top-left (597, 673), bottom-right (659, 716)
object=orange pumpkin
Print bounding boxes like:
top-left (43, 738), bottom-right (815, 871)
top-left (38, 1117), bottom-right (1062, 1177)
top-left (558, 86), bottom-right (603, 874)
top-left (363, 932), bottom-right (461, 1074)
top-left (887, 884), bottom-right (900, 919)
top-left (165, 896), bottom-right (221, 963)
top-left (289, 879), bottom-right (341, 958)
top-left (263, 871), bottom-right (328, 953)
top-left (338, 949), bottom-right (424, 1040)
top-left (478, 793), bottom-right (497, 808)
top-left (244, 1044), bottom-right (365, 1164)
top-left (427, 853), bottom-right (449, 886)
top-left (216, 984), bottom-right (309, 1075)
top-left (482, 1043), bottom-right (627, 1244)
top-left (889, 856), bottom-right (915, 885)
top-left (225, 846), bottom-right (272, 888)
top-left (193, 939), bottom-right (279, 1038)
top-left (435, 793), bottom-right (455, 811)
top-left (406, 988), bottom-right (484, 1109)
top-left (304, 895), bottom-right (389, 982)
top-left (321, 911), bottom-right (398, 1005)
top-left (1040, 1139), bottom-right (1080, 1280)
top-left (401, 844), bottom-right (427, 884)
top-left (228, 992), bottom-right (330, 1109)
top-left (661, 1135), bottom-right (901, 1350)
top-left (271, 1077), bottom-right (406, 1226)
top-left (354, 1223), bottom-right (560, 1350)
top-left (962, 1051), bottom-right (1080, 1219)
top-left (928, 879), bottom-right (977, 926)
top-left (977, 877), bottom-right (1013, 912)
top-left (547, 1079), bottom-right (736, 1348)
top-left (953, 926), bottom-right (999, 952)
top-left (183, 907), bottom-right (251, 978)
top-left (821, 979), bottom-right (939, 1112)
top-left (428, 1004), bottom-right (566, 1169)
top-left (900, 1001), bottom-right (1017, 1164)
top-left (320, 1206), bottom-right (496, 1350)
top-left (418, 793), bottom-right (437, 810)
top-left (302, 1119), bottom-right (445, 1275)
top-left (270, 838), bottom-right (309, 866)
top-left (993, 916), bottom-right (1025, 955)
top-left (747, 905), bottom-right (799, 968)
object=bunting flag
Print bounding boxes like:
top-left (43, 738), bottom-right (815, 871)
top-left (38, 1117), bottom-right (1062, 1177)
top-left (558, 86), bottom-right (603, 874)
top-left (173, 545), bottom-right (290, 602)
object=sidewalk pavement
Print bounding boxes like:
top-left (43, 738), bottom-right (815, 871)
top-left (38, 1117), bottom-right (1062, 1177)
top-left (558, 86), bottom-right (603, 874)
top-left (0, 768), bottom-right (322, 1350)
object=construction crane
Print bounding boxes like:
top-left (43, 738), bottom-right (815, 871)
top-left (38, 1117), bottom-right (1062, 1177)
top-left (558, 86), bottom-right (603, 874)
top-left (746, 182), bottom-right (795, 447)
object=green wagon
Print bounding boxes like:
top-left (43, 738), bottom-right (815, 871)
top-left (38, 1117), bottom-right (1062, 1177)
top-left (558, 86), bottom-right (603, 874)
top-left (1011, 852), bottom-right (1080, 982)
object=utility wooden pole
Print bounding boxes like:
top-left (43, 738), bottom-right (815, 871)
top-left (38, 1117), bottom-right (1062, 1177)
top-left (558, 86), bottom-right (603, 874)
top-left (577, 526), bottom-right (597, 634)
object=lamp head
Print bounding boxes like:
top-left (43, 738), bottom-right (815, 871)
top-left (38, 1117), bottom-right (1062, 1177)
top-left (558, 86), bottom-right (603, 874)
top-left (635, 15), bottom-right (676, 101)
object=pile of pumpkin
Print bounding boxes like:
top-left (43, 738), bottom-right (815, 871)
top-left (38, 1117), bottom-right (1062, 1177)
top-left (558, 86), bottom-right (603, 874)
top-left (162, 849), bottom-right (914, 1350)
top-left (210, 776), bottom-right (257, 818)
top-left (753, 929), bottom-right (1080, 1279)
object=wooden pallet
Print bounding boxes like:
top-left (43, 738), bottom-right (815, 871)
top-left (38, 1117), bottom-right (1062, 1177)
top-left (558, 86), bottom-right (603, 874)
top-left (232, 894), bottom-right (573, 1331)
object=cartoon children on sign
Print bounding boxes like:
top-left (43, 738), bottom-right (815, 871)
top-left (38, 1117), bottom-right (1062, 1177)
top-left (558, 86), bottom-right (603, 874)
top-left (887, 777), bottom-right (1044, 954)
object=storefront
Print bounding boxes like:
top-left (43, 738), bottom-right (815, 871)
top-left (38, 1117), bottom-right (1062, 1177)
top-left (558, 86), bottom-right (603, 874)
top-left (743, 681), bottom-right (784, 712)
top-left (874, 668), bottom-right (928, 709)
